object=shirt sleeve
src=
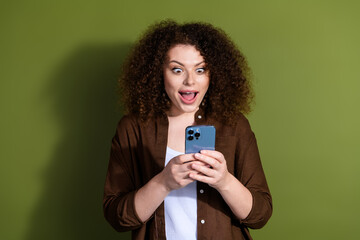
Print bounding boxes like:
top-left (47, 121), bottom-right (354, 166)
top-left (103, 116), bottom-right (145, 232)
top-left (236, 117), bottom-right (273, 229)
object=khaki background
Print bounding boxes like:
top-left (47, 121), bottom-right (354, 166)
top-left (1, 0), bottom-right (359, 239)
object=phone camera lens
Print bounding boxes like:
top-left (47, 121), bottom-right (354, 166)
top-left (194, 132), bottom-right (200, 138)
top-left (188, 130), bottom-right (194, 134)
top-left (188, 136), bottom-right (194, 141)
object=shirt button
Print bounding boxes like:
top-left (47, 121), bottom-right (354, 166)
top-left (198, 115), bottom-right (202, 119)
top-left (201, 219), bottom-right (205, 224)
top-left (199, 189), bottom-right (204, 194)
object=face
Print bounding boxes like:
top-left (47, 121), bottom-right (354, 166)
top-left (163, 44), bottom-right (210, 116)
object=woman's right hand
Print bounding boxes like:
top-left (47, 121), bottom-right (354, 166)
top-left (160, 154), bottom-right (201, 191)
top-left (134, 154), bottom-right (208, 222)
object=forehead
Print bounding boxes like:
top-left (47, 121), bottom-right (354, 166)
top-left (166, 44), bottom-right (204, 63)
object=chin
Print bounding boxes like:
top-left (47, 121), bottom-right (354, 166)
top-left (180, 105), bottom-right (200, 114)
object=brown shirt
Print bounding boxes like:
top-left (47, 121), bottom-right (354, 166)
top-left (103, 110), bottom-right (272, 240)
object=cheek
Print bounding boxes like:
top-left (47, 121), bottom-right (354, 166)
top-left (201, 76), bottom-right (210, 90)
top-left (163, 75), bottom-right (177, 98)
top-left (163, 72), bottom-right (171, 90)
top-left (164, 72), bottom-right (181, 92)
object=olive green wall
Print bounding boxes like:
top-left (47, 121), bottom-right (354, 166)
top-left (1, 1), bottom-right (359, 239)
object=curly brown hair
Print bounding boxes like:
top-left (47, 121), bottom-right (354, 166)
top-left (119, 20), bottom-right (254, 123)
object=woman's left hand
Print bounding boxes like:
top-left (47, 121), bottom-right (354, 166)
top-left (189, 150), bottom-right (230, 191)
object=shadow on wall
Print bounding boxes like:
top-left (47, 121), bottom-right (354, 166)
top-left (26, 43), bottom-right (132, 240)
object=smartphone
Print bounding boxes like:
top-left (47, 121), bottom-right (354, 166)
top-left (185, 125), bottom-right (216, 154)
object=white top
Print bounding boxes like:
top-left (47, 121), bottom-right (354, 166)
top-left (164, 147), bottom-right (197, 240)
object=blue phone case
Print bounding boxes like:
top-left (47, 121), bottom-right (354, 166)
top-left (185, 125), bottom-right (216, 154)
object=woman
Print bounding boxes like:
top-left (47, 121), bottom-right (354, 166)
top-left (103, 20), bottom-right (272, 240)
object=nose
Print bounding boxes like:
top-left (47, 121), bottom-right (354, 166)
top-left (183, 71), bottom-right (195, 86)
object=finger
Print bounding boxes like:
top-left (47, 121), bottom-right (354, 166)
top-left (200, 150), bottom-right (225, 163)
top-left (178, 178), bottom-right (195, 187)
top-left (174, 170), bottom-right (198, 182)
top-left (175, 154), bottom-right (196, 164)
top-left (191, 162), bottom-right (216, 177)
top-left (194, 153), bottom-right (219, 169)
top-left (182, 158), bottom-right (209, 164)
top-left (189, 172), bottom-right (214, 185)
top-left (183, 160), bottom-right (207, 170)
top-left (186, 170), bottom-right (201, 179)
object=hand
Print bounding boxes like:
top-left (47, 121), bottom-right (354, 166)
top-left (160, 154), bottom-right (202, 192)
top-left (189, 150), bottom-right (231, 191)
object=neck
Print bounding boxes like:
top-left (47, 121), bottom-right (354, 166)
top-left (167, 113), bottom-right (195, 126)
top-left (167, 105), bottom-right (199, 117)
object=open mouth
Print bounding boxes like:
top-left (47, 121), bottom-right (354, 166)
top-left (179, 91), bottom-right (198, 104)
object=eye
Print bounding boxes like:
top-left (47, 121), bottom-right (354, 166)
top-left (172, 67), bottom-right (183, 74)
top-left (196, 68), bottom-right (206, 74)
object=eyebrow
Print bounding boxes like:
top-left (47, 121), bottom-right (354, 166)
top-left (168, 60), bottom-right (205, 67)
